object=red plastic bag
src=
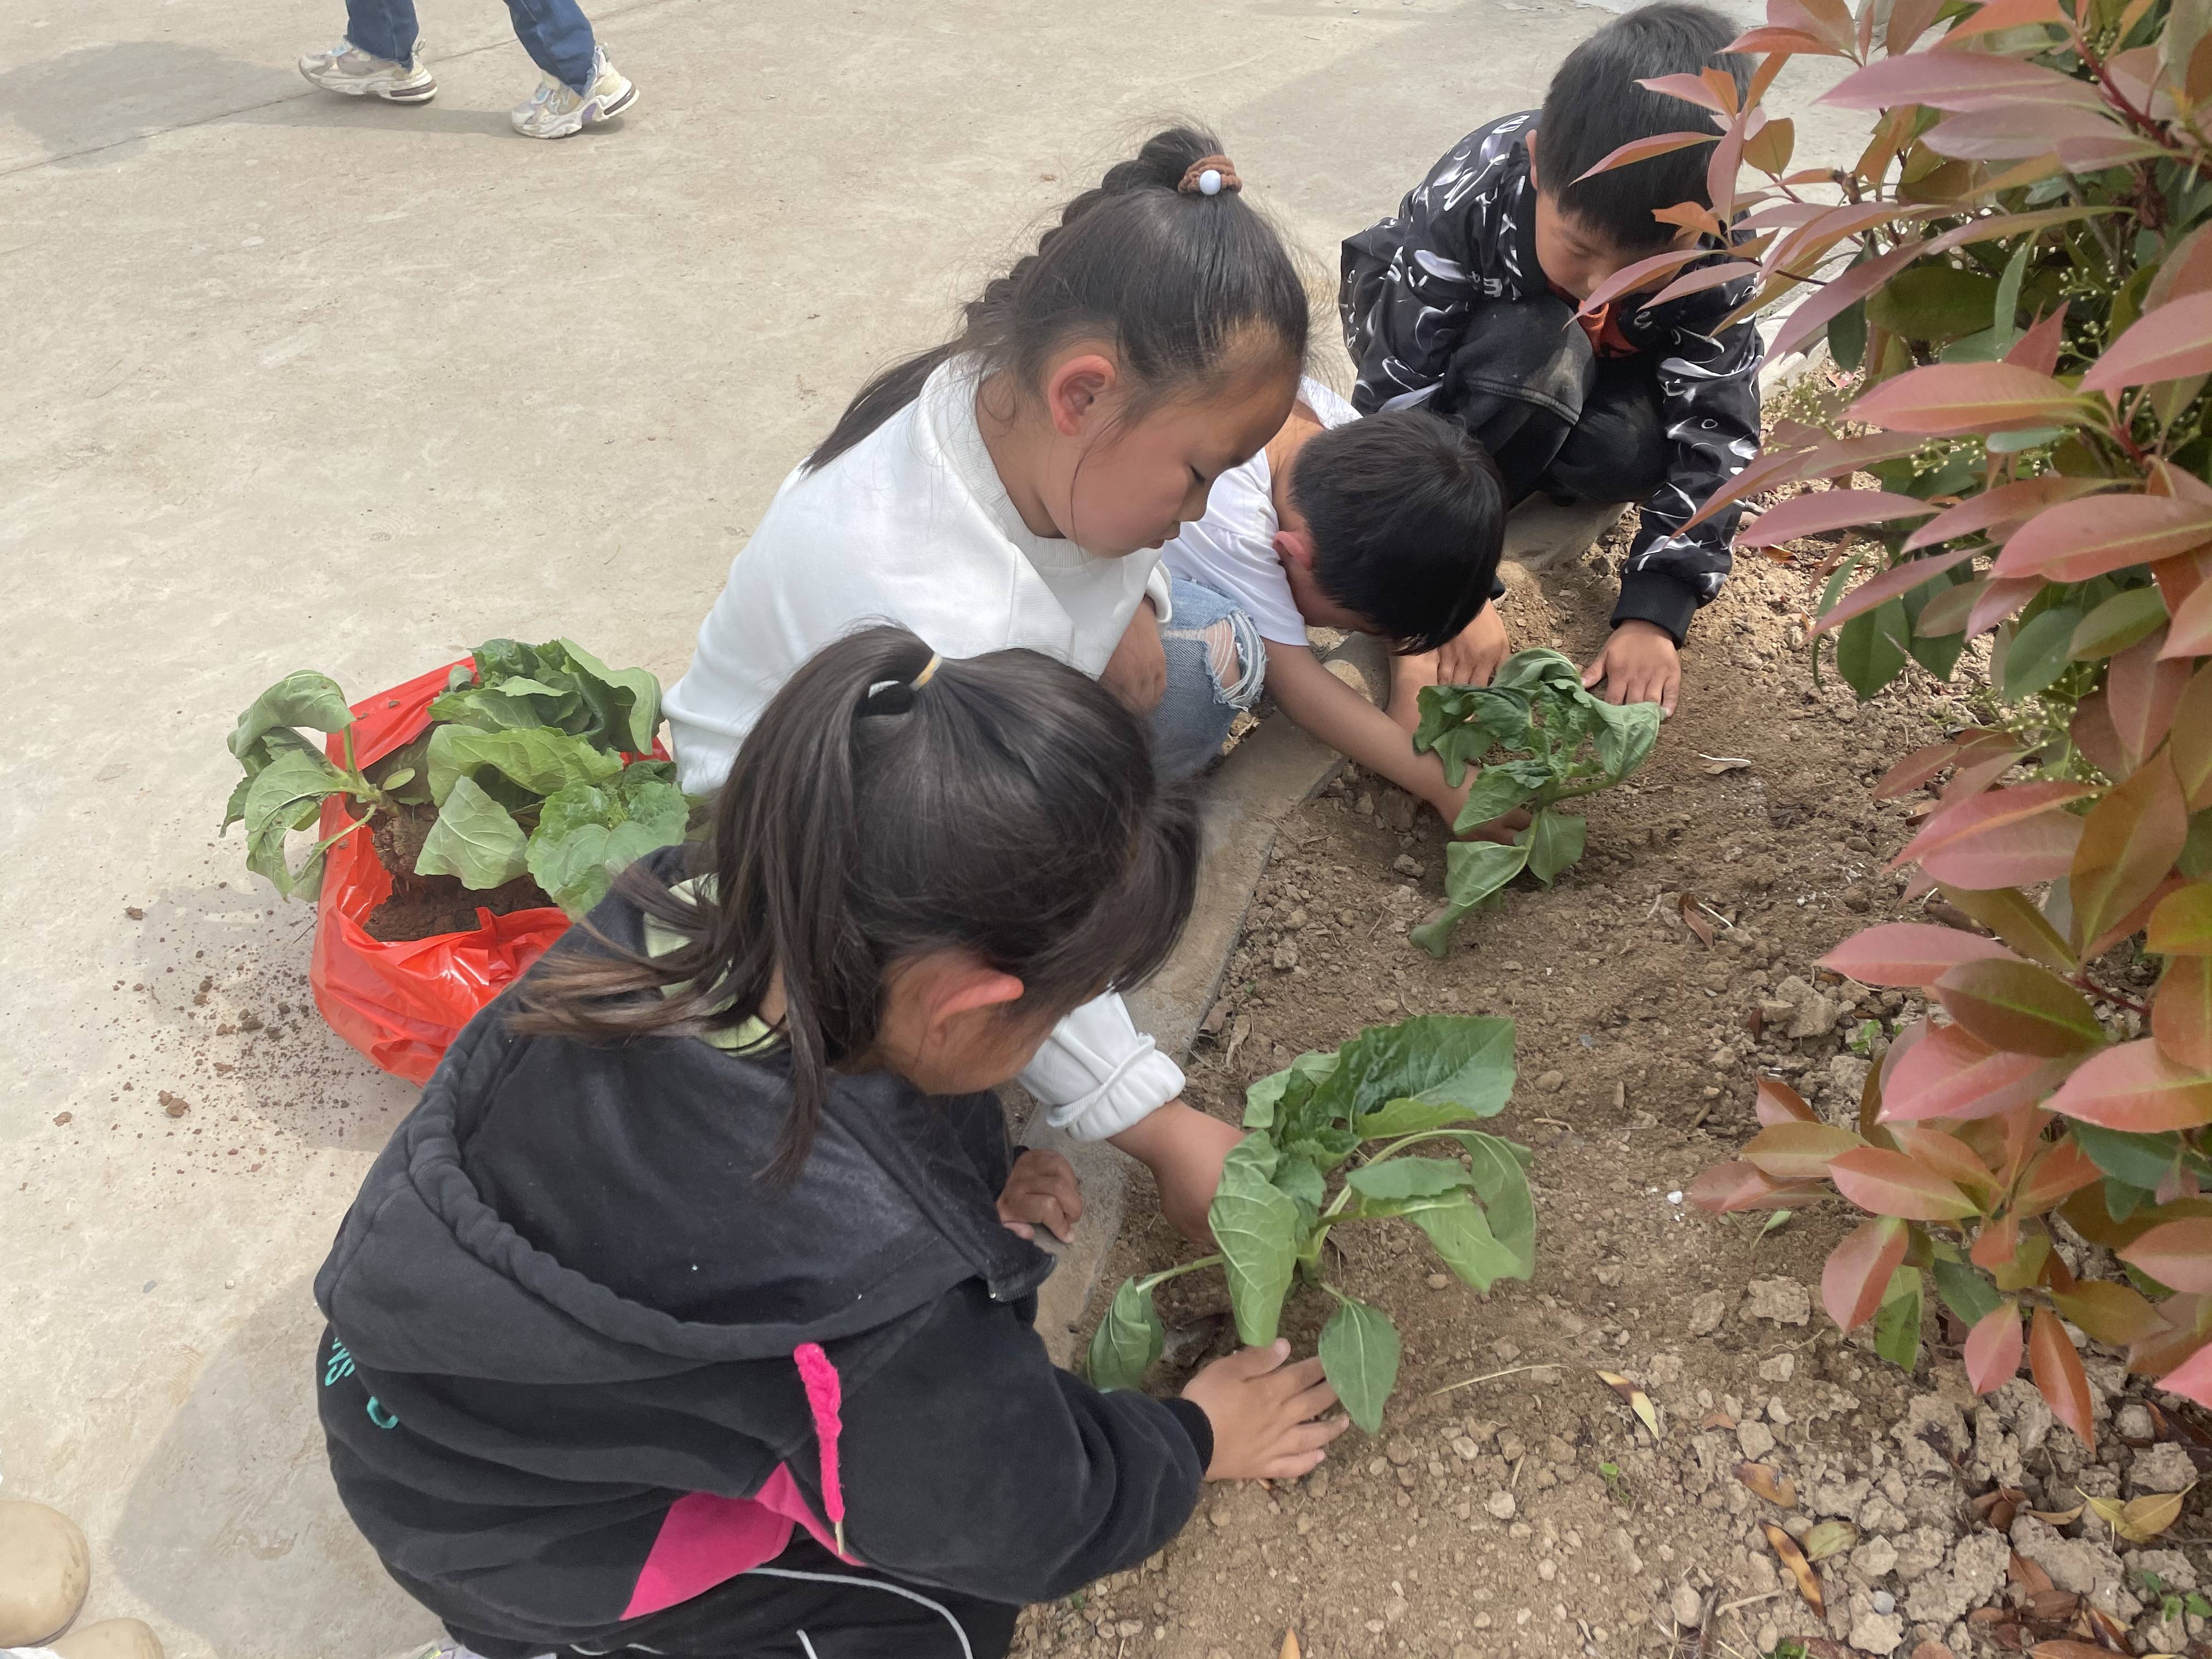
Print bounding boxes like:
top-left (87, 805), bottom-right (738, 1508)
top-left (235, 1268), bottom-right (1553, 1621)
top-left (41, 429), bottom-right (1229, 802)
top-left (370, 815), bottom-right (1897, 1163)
top-left (311, 658), bottom-right (572, 1086)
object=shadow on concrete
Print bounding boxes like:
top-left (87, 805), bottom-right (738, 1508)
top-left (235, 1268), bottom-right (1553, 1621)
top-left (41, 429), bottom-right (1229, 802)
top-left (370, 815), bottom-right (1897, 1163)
top-left (0, 39), bottom-right (511, 170)
top-left (107, 1276), bottom-right (425, 1658)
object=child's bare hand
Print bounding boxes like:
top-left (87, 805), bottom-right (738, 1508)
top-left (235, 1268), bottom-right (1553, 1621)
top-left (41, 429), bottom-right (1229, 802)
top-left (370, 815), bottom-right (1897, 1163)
top-left (1435, 603), bottom-right (1510, 688)
top-left (998, 1149), bottom-right (1082, 1243)
top-left (1102, 600), bottom-right (1167, 715)
top-left (1454, 805), bottom-right (1530, 845)
top-left (1582, 620), bottom-right (1680, 716)
top-left (1182, 1340), bottom-right (1348, 1481)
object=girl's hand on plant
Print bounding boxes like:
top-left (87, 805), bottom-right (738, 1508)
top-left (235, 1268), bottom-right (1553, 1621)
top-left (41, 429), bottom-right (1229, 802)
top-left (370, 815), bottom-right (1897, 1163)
top-left (1436, 602), bottom-right (1510, 689)
top-left (1183, 1340), bottom-right (1348, 1481)
top-left (1581, 621), bottom-right (1680, 716)
top-left (1449, 803), bottom-right (1529, 846)
top-left (1101, 599), bottom-right (1167, 715)
top-left (997, 1149), bottom-right (1083, 1243)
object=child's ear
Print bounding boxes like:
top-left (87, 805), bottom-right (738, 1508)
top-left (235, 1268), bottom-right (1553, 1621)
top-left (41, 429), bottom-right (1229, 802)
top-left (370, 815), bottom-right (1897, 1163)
top-left (1523, 127), bottom-right (1539, 191)
top-left (1273, 526), bottom-right (1316, 573)
top-left (1046, 353), bottom-right (1120, 438)
top-left (923, 960), bottom-right (1028, 1026)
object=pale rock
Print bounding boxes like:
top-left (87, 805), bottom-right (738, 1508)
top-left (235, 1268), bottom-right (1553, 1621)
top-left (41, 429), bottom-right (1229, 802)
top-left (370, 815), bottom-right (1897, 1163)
top-left (1892, 1396), bottom-right (1968, 1481)
top-left (1807, 1474), bottom-right (1873, 1518)
top-left (1759, 1352), bottom-right (1797, 1383)
top-left (1855, 1494), bottom-right (1909, 1536)
top-left (1970, 1405), bottom-right (2025, 1491)
top-left (1771, 974), bottom-right (1842, 1039)
top-left (1847, 1605), bottom-right (1905, 1654)
top-left (1822, 1051), bottom-right (1872, 1114)
top-left (1891, 1526), bottom-right (1949, 1583)
top-left (2010, 1514), bottom-right (2141, 1619)
top-left (2115, 1402), bottom-right (2157, 1441)
top-left (1745, 1277), bottom-right (1812, 1326)
top-left (2137, 1609), bottom-right (2192, 1655)
top-left (1672, 1583), bottom-right (1703, 1628)
top-left (2128, 1547), bottom-right (2200, 1593)
top-left (1902, 1530), bottom-right (2008, 1626)
top-left (1737, 1418), bottom-right (1777, 1460)
top-left (1850, 1535), bottom-right (1899, 1581)
top-left (2130, 1441), bottom-right (2198, 1494)
top-left (1487, 1491), bottom-right (1517, 1520)
top-left (1649, 1352), bottom-right (1685, 1386)
top-left (1688, 1291), bottom-right (1729, 1337)
top-left (1993, 1378), bottom-right (2054, 1453)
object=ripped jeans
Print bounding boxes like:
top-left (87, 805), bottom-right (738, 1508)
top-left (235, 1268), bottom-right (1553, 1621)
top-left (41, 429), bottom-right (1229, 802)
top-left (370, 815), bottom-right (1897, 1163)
top-left (1150, 577), bottom-right (1266, 780)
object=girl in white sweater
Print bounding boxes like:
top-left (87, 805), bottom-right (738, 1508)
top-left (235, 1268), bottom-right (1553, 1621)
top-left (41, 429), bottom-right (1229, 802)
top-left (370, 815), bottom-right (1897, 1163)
top-left (665, 128), bottom-right (1308, 1239)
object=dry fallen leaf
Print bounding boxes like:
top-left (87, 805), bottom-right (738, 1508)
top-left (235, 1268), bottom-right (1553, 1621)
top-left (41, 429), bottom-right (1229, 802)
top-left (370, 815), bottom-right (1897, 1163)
top-left (1700, 1409), bottom-right (1738, 1431)
top-left (2008, 1550), bottom-right (2056, 1595)
top-left (1736, 1461), bottom-right (1798, 1507)
top-left (1910, 1643), bottom-right (1959, 1659)
top-left (1802, 1519), bottom-right (1859, 1563)
top-left (2029, 1643), bottom-right (2124, 1659)
top-left (1278, 1632), bottom-right (1301, 1659)
top-left (1700, 754), bottom-right (1754, 775)
top-left (1678, 892), bottom-right (1717, 947)
top-left (1596, 1370), bottom-right (1661, 1440)
top-left (2085, 1487), bottom-right (2189, 1543)
top-left (2024, 1504), bottom-right (2084, 1525)
top-left (1763, 1521), bottom-right (1825, 1616)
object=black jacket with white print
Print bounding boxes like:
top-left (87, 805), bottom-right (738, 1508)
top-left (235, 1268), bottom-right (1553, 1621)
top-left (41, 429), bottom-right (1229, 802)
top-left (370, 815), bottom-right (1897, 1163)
top-left (1340, 111), bottom-right (1764, 644)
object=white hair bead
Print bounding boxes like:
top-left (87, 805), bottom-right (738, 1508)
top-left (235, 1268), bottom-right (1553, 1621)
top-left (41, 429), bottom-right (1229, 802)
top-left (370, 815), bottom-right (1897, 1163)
top-left (1198, 168), bottom-right (1223, 196)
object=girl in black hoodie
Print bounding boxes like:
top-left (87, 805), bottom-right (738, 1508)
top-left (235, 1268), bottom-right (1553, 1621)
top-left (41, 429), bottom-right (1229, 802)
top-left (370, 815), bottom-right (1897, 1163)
top-left (315, 627), bottom-right (1345, 1659)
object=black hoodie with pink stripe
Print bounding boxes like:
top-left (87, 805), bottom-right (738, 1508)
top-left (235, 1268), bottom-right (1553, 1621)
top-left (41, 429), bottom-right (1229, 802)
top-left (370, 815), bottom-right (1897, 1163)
top-left (314, 856), bottom-right (1209, 1650)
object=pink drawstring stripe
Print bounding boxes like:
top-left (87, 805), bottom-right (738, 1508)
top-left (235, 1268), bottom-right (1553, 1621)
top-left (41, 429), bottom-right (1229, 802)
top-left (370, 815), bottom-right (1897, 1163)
top-left (793, 1342), bottom-right (848, 1556)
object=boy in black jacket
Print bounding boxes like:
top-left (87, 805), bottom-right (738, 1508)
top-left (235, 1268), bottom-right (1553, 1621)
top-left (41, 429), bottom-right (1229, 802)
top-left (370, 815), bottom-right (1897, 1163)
top-left (1342, 2), bottom-right (1759, 717)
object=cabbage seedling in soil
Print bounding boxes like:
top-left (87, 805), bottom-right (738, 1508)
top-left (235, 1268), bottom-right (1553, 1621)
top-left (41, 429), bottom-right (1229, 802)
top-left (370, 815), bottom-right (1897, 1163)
top-left (221, 637), bottom-right (695, 927)
top-left (1408, 647), bottom-right (1661, 957)
top-left (1087, 1014), bottom-right (1533, 1432)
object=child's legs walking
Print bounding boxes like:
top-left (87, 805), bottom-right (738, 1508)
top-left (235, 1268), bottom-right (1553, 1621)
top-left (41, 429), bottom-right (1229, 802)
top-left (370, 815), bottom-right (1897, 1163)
top-left (344, 0), bottom-right (422, 63)
top-left (1152, 578), bottom-right (1266, 781)
top-left (503, 0), bottom-right (599, 89)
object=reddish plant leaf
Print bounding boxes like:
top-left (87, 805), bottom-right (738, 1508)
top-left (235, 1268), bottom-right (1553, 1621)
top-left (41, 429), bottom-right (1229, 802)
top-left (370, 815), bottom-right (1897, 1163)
top-left (1889, 1125), bottom-right (1999, 1203)
top-left (2048, 1039), bottom-right (2212, 1131)
top-left (2153, 545), bottom-right (2212, 620)
top-left (1829, 1147), bottom-right (1983, 1220)
top-left (1882, 1026), bottom-right (2066, 1121)
top-left (1824, 1215), bottom-right (1911, 1330)
top-left (1745, 1120), bottom-right (1864, 1180)
top-left (2085, 873), bottom-right (2189, 963)
top-left (2148, 1334), bottom-right (2212, 1406)
top-left (1755, 1075), bottom-right (1819, 1125)
top-left (1902, 476), bottom-right (2108, 553)
top-left (1572, 131), bottom-right (1720, 185)
top-left (2154, 957), bottom-right (2212, 1077)
top-left (1938, 0), bottom-right (2067, 41)
top-left (1815, 545), bottom-right (1985, 633)
top-left (2108, 629), bottom-right (2194, 768)
top-left (1820, 922), bottom-right (2021, 988)
top-left (1887, 0), bottom-right (1949, 52)
top-left (1850, 362), bottom-right (2089, 437)
top-left (2121, 1217), bottom-right (2212, 1292)
top-left (1730, 24), bottom-right (1841, 54)
top-left (2069, 753), bottom-right (2189, 951)
top-left (1892, 782), bottom-right (2095, 889)
top-left (1646, 260), bottom-right (1765, 309)
top-left (2012, 1136), bottom-right (2103, 1212)
top-left (1994, 496), bottom-right (2212, 584)
top-left (1935, 883), bottom-right (2079, 973)
top-left (1580, 246), bottom-right (1726, 315)
top-left (2006, 303), bottom-right (2070, 376)
top-left (2081, 290), bottom-right (2212, 393)
top-left (1966, 1303), bottom-right (2025, 1393)
top-left (1742, 489), bottom-right (1940, 549)
top-left (1934, 959), bottom-right (2104, 1056)
top-left (2050, 1278), bottom-right (2161, 1346)
top-left (2166, 568), bottom-right (2212, 657)
top-left (2029, 1306), bottom-right (2096, 1446)
top-left (1637, 71), bottom-right (1735, 114)
top-left (2071, 692), bottom-right (2129, 779)
top-left (1799, 430), bottom-right (1946, 480)
top-left (2148, 882), bottom-right (2212, 956)
top-left (1922, 103), bottom-right (2128, 161)
top-left (1688, 1160), bottom-right (1830, 1213)
top-left (2168, 667), bottom-right (2212, 810)
top-left (1822, 50), bottom-right (2107, 110)
top-left (1877, 740), bottom-right (1962, 799)
top-left (1966, 577), bottom-right (2042, 637)
top-left (1771, 240), bottom-right (1926, 359)
top-left (1938, 743), bottom-right (2029, 808)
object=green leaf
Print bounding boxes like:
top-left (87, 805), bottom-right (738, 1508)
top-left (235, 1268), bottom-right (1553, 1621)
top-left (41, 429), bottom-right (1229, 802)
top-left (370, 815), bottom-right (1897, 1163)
top-left (222, 725), bottom-right (328, 832)
top-left (557, 637), bottom-right (664, 754)
top-left (1837, 598), bottom-right (1911, 700)
top-left (1284, 1126), bottom-right (1363, 1172)
top-left (1086, 1278), bottom-right (1164, 1392)
top-left (1400, 1190), bottom-right (1526, 1291)
top-left (1492, 648), bottom-right (1582, 693)
top-left (2070, 586), bottom-right (2169, 661)
top-left (1243, 1049), bottom-right (1341, 1133)
top-left (2070, 1121), bottom-right (2183, 1189)
top-left (1209, 1135), bottom-right (1301, 1346)
top-left (2002, 606), bottom-right (2083, 702)
top-left (228, 670), bottom-right (354, 761)
top-left (1829, 296), bottom-right (1869, 373)
top-left (526, 770), bottom-right (691, 916)
top-left (1931, 1252), bottom-right (2002, 1327)
top-left (1320, 1014), bottom-right (1517, 1127)
top-left (1346, 1156), bottom-right (1476, 1203)
top-left (430, 684), bottom-right (552, 732)
top-left (1275, 1154), bottom-right (1327, 1232)
top-left (1525, 808), bottom-right (1588, 885)
top-left (414, 775), bottom-right (531, 890)
top-left (1903, 567), bottom-right (1971, 681)
top-left (1590, 698), bottom-right (1662, 781)
top-left (1410, 840), bottom-right (1532, 957)
top-left (1991, 237), bottom-right (2033, 357)
top-left (1319, 1294), bottom-right (1401, 1434)
top-left (1455, 760), bottom-right (1552, 832)
top-left (1866, 263), bottom-right (2003, 345)
top-left (1874, 1264), bottom-right (1925, 1370)
top-left (239, 748), bottom-right (350, 896)
top-left (427, 723), bottom-right (624, 805)
top-left (1449, 1130), bottom-right (1537, 1277)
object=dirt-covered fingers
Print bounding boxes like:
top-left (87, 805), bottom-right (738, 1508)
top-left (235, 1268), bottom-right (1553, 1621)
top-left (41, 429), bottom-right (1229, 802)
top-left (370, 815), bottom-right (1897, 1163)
top-left (997, 1149), bottom-right (1084, 1242)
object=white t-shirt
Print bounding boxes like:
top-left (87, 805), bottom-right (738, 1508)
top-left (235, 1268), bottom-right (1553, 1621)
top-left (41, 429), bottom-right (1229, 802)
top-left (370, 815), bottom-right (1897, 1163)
top-left (664, 355), bottom-right (1171, 795)
top-left (664, 356), bottom-right (1181, 1144)
top-left (1162, 377), bottom-right (1359, 647)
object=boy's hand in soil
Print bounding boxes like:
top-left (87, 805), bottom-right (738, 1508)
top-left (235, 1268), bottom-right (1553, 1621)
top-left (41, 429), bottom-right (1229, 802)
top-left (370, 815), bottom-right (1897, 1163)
top-left (1435, 601), bottom-right (1510, 689)
top-left (1101, 598), bottom-right (1167, 715)
top-left (997, 1149), bottom-right (1083, 1243)
top-left (1582, 620), bottom-right (1680, 716)
top-left (1108, 1102), bottom-right (1243, 1246)
top-left (1183, 1340), bottom-right (1347, 1481)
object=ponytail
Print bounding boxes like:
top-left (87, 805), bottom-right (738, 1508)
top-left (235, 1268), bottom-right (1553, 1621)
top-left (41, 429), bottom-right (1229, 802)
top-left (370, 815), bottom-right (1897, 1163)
top-left (806, 126), bottom-right (1308, 472)
top-left (508, 628), bottom-right (1199, 1183)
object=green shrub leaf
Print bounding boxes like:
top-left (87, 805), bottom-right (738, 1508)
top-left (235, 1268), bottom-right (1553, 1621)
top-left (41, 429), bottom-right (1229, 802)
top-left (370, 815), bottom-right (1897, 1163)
top-left (229, 670), bottom-right (355, 760)
top-left (1319, 1295), bottom-right (1401, 1434)
top-left (1209, 1136), bottom-right (1301, 1346)
top-left (1346, 1156), bottom-right (1477, 1203)
top-left (427, 724), bottom-right (624, 805)
top-left (1321, 1014), bottom-right (1517, 1127)
top-left (527, 770), bottom-right (692, 917)
top-left (415, 775), bottom-right (530, 890)
top-left (1525, 808), bottom-right (1589, 885)
top-left (1086, 1278), bottom-right (1164, 1393)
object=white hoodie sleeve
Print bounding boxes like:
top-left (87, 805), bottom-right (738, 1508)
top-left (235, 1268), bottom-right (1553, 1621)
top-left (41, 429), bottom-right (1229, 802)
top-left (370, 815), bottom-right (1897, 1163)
top-left (1019, 992), bottom-right (1183, 1141)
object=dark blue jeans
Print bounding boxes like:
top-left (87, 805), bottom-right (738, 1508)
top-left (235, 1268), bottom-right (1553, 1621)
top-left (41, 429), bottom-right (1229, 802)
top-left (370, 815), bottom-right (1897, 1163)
top-left (345, 0), bottom-right (598, 91)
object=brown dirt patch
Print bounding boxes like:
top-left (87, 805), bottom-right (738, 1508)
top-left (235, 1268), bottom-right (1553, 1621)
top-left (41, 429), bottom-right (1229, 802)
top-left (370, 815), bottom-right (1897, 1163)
top-left (361, 800), bottom-right (554, 941)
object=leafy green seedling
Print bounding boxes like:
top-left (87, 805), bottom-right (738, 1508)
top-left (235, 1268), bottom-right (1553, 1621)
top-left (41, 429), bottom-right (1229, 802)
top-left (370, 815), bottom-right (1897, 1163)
top-left (1087, 1014), bottom-right (1535, 1433)
top-left (1408, 648), bottom-right (1660, 956)
top-left (222, 637), bottom-right (695, 916)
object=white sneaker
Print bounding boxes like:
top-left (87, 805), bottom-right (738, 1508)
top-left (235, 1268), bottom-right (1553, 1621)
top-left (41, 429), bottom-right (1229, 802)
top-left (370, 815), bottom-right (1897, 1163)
top-left (510, 48), bottom-right (636, 138)
top-left (298, 41), bottom-right (437, 103)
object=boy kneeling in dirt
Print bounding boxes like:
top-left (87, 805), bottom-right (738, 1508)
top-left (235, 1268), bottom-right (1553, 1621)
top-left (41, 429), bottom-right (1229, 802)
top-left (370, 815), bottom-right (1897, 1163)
top-left (1157, 389), bottom-right (1507, 832)
top-left (1341, 1), bottom-right (1762, 719)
